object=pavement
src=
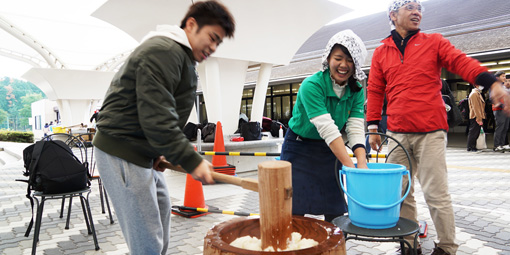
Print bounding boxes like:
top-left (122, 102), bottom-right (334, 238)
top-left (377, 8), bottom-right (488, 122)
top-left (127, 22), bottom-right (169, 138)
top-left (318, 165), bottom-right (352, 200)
top-left (0, 135), bottom-right (509, 255)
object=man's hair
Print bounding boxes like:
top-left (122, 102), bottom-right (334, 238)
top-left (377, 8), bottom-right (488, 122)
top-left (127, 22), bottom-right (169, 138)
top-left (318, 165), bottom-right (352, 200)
top-left (495, 70), bottom-right (506, 77)
top-left (180, 0), bottom-right (235, 38)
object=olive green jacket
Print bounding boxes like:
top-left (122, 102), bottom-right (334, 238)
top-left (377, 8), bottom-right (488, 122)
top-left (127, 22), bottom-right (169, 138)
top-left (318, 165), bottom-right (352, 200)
top-left (93, 30), bottom-right (202, 173)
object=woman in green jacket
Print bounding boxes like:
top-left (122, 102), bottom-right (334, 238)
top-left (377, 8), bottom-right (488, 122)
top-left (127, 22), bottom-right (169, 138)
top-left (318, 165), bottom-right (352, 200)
top-left (280, 29), bottom-right (368, 222)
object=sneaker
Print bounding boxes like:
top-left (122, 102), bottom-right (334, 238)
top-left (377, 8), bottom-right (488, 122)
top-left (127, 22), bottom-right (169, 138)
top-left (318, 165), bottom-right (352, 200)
top-left (494, 146), bottom-right (505, 152)
top-left (431, 245), bottom-right (450, 255)
top-left (503, 144), bottom-right (510, 151)
top-left (395, 245), bottom-right (422, 255)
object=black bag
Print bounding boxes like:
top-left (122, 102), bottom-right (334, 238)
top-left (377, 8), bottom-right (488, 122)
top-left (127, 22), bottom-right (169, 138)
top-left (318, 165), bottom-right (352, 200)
top-left (20, 140), bottom-right (90, 236)
top-left (201, 122), bottom-right (216, 142)
top-left (458, 97), bottom-right (470, 123)
top-left (442, 94), bottom-right (462, 127)
top-left (270, 120), bottom-right (287, 138)
top-left (22, 140), bottom-right (89, 194)
top-left (183, 122), bottom-right (202, 141)
top-left (240, 121), bottom-right (262, 141)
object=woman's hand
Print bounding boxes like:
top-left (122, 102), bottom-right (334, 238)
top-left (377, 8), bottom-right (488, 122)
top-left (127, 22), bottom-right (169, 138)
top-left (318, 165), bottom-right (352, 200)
top-left (353, 147), bottom-right (368, 169)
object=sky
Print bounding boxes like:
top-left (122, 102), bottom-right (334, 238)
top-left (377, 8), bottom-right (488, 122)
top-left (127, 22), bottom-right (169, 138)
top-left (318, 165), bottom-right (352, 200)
top-left (0, 0), bottom-right (425, 80)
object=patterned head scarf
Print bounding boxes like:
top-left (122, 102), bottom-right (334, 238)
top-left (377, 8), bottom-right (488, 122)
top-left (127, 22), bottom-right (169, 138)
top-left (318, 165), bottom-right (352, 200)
top-left (321, 29), bottom-right (367, 81)
top-left (387, 0), bottom-right (423, 27)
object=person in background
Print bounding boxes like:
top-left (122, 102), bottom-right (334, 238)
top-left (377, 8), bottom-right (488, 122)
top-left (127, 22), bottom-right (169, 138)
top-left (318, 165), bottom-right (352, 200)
top-left (492, 71), bottom-right (510, 152)
top-left (48, 121), bottom-right (54, 133)
top-left (89, 110), bottom-right (99, 129)
top-left (280, 29), bottom-right (368, 223)
top-left (92, 1), bottom-right (235, 254)
top-left (467, 84), bottom-right (485, 152)
top-left (367, 0), bottom-right (510, 254)
top-left (43, 123), bottom-right (50, 137)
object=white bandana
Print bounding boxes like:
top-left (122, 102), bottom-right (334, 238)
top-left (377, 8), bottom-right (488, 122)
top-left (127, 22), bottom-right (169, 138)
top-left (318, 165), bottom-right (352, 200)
top-left (321, 29), bottom-right (367, 81)
top-left (387, 0), bottom-right (423, 21)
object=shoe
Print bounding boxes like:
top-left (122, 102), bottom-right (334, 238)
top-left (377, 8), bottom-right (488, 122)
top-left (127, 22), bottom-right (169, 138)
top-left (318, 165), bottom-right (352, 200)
top-left (494, 146), bottom-right (505, 152)
top-left (503, 144), bottom-right (510, 151)
top-left (395, 245), bottom-right (422, 255)
top-left (467, 148), bottom-right (478, 152)
top-left (431, 245), bottom-right (450, 255)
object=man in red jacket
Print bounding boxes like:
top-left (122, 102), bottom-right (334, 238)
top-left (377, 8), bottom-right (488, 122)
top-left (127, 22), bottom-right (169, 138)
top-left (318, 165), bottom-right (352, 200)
top-left (367, 1), bottom-right (510, 254)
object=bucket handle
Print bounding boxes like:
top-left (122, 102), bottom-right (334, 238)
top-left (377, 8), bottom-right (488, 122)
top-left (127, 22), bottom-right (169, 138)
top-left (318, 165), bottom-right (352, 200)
top-left (340, 170), bottom-right (411, 210)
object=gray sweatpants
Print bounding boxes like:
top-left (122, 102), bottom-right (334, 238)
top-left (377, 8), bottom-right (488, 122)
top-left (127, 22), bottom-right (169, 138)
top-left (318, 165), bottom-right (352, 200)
top-left (95, 148), bottom-right (171, 255)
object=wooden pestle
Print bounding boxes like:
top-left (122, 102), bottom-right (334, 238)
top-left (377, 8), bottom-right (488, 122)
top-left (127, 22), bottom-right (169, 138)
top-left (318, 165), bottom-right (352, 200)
top-left (258, 161), bottom-right (293, 251)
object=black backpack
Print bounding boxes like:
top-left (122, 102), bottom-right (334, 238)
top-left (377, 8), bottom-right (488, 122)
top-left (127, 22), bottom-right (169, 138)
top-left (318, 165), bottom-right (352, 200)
top-left (201, 122), bottom-right (216, 142)
top-left (22, 140), bottom-right (90, 194)
top-left (240, 121), bottom-right (262, 141)
top-left (20, 139), bottom-right (90, 236)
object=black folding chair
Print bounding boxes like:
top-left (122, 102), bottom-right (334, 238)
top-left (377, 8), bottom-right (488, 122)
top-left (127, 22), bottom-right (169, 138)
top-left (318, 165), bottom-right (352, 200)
top-left (23, 133), bottom-right (100, 255)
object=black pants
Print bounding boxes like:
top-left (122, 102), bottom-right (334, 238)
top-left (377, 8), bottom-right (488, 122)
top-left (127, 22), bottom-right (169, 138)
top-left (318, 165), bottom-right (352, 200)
top-left (467, 118), bottom-right (481, 150)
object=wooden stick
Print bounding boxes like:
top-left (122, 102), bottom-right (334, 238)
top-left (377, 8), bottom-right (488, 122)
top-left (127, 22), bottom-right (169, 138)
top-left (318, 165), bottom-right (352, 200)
top-left (158, 160), bottom-right (258, 192)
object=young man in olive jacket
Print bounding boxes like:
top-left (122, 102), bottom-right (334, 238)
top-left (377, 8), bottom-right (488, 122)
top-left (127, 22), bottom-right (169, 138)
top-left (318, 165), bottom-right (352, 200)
top-left (92, 1), bottom-right (235, 254)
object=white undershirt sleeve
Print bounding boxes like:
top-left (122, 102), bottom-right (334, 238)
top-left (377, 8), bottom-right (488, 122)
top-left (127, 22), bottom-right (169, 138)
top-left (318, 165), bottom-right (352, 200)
top-left (346, 117), bottom-right (365, 147)
top-left (310, 113), bottom-right (342, 145)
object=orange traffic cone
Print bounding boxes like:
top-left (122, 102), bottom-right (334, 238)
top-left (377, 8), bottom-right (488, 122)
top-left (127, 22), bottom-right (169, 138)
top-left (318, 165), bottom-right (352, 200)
top-left (171, 147), bottom-right (213, 218)
top-left (212, 121), bottom-right (236, 175)
top-left (212, 121), bottom-right (227, 167)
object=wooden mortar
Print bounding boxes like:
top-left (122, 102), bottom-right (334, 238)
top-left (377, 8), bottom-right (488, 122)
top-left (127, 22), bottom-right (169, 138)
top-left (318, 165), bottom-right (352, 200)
top-left (203, 215), bottom-right (346, 254)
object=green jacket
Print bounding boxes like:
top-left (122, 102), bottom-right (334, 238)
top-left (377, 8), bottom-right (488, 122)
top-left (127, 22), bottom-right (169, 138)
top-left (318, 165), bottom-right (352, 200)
top-left (93, 34), bottom-right (202, 173)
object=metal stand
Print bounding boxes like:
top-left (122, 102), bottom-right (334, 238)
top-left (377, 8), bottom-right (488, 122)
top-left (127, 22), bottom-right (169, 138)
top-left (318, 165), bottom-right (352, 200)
top-left (332, 216), bottom-right (420, 255)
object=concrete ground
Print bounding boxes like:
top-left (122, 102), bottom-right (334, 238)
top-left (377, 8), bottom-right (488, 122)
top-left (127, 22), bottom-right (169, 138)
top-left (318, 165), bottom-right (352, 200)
top-left (0, 132), bottom-right (509, 255)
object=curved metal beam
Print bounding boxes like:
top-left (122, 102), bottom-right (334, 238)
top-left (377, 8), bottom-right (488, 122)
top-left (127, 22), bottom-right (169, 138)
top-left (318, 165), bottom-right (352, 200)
top-left (95, 50), bottom-right (132, 71)
top-left (0, 15), bottom-right (66, 69)
top-left (0, 47), bottom-right (45, 68)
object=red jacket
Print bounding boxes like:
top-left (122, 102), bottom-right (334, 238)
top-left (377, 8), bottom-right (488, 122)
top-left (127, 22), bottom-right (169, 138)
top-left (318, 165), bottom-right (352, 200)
top-left (367, 32), bottom-right (488, 133)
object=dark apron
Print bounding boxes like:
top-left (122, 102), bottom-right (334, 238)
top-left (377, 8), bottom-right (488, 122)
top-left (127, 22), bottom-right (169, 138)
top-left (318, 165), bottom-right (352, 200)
top-left (280, 129), bottom-right (347, 216)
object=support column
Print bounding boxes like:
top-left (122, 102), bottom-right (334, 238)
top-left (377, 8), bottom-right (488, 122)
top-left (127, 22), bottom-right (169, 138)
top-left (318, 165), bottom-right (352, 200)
top-left (197, 57), bottom-right (249, 135)
top-left (250, 63), bottom-right (273, 124)
top-left (56, 99), bottom-right (92, 127)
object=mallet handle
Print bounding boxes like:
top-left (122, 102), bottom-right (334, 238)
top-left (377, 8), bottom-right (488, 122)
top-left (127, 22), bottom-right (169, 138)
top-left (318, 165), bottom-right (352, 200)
top-left (159, 160), bottom-right (258, 192)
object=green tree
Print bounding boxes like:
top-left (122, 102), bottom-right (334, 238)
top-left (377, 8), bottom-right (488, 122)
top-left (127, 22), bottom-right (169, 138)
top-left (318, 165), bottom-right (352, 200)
top-left (0, 109), bottom-right (8, 129)
top-left (19, 93), bottom-right (44, 129)
top-left (0, 77), bottom-right (45, 130)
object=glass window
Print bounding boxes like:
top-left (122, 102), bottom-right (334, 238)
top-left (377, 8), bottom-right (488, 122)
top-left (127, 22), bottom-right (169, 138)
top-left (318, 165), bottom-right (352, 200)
top-left (35, 115), bottom-right (41, 130)
top-left (272, 84), bottom-right (290, 96)
top-left (292, 83), bottom-right (301, 93)
top-left (243, 88), bottom-right (254, 98)
top-left (282, 96), bottom-right (291, 119)
top-left (273, 97), bottom-right (282, 120)
top-left (265, 98), bottom-right (271, 118)
top-left (246, 99), bottom-right (252, 118)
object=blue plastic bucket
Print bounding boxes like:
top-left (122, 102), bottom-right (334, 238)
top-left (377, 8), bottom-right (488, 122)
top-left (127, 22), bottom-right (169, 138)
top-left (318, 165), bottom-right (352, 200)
top-left (340, 163), bottom-right (410, 229)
